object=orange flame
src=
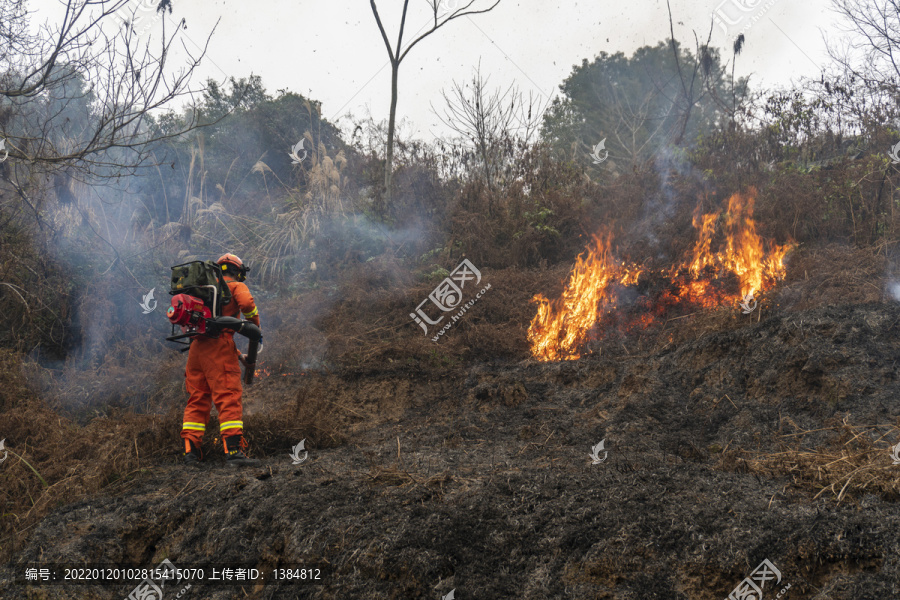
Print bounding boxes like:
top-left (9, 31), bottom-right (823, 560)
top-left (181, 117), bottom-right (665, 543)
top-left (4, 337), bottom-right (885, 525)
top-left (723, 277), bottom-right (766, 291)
top-left (529, 233), bottom-right (622, 362)
top-left (528, 190), bottom-right (791, 361)
top-left (251, 362), bottom-right (296, 379)
top-left (682, 191), bottom-right (790, 299)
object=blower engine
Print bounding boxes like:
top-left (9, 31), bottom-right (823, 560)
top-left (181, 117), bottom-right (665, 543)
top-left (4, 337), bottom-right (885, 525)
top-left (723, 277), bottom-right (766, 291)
top-left (167, 293), bottom-right (212, 335)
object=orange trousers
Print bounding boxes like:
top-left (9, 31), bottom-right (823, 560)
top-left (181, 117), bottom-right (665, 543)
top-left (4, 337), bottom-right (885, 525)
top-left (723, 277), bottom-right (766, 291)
top-left (181, 334), bottom-right (244, 446)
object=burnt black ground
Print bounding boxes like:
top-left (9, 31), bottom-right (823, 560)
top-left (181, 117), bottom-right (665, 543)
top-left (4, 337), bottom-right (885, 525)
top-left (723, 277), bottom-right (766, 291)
top-left (2, 302), bottom-right (900, 599)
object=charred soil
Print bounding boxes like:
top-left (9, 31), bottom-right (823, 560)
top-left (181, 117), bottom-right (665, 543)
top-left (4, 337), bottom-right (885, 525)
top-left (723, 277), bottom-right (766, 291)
top-left (2, 302), bottom-right (900, 599)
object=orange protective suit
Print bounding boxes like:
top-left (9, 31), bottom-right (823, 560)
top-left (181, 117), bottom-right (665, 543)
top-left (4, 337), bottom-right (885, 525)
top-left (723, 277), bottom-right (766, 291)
top-left (181, 276), bottom-right (261, 451)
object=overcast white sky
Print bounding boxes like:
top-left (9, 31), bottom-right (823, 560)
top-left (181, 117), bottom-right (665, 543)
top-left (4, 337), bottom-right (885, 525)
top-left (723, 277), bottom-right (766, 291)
top-left (33, 0), bottom-right (841, 140)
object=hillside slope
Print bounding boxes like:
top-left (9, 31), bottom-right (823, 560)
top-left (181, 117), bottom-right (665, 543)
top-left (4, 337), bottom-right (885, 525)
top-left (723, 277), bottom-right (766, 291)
top-left (2, 302), bottom-right (900, 599)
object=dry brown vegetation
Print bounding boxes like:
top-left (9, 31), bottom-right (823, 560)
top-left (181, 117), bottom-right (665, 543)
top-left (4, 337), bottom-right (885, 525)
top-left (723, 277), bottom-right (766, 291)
top-left (2, 10), bottom-right (900, 591)
top-left (731, 419), bottom-right (900, 504)
top-left (2, 231), bottom-right (897, 564)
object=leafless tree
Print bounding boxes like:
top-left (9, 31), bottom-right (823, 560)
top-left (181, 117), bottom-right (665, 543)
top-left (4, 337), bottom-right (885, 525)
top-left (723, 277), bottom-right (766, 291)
top-left (665, 0), bottom-right (719, 145)
top-left (434, 63), bottom-right (544, 194)
top-left (820, 0), bottom-right (900, 132)
top-left (368, 0), bottom-right (501, 211)
top-left (604, 83), bottom-right (673, 166)
top-left (0, 0), bottom-right (217, 231)
top-left (828, 0), bottom-right (900, 93)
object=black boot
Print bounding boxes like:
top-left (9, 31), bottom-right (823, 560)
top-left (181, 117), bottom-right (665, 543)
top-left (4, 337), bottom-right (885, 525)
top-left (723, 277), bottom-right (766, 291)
top-left (224, 435), bottom-right (260, 467)
top-left (183, 439), bottom-right (202, 467)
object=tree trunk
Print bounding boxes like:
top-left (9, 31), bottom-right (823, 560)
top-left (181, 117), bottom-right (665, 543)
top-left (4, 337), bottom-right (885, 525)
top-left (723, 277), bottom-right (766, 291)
top-left (478, 139), bottom-right (494, 216)
top-left (384, 60), bottom-right (400, 212)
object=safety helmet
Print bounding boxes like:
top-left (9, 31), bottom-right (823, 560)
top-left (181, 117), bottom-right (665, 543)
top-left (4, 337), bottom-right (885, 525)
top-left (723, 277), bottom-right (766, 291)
top-left (217, 253), bottom-right (249, 280)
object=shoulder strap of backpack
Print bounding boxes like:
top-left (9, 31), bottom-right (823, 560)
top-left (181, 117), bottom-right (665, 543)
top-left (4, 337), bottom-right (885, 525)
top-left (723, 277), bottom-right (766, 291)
top-left (210, 260), bottom-right (233, 312)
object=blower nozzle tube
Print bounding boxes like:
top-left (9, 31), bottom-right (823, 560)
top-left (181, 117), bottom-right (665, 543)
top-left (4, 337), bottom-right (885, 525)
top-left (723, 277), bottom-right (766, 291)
top-left (212, 317), bottom-right (262, 384)
top-left (243, 339), bottom-right (260, 385)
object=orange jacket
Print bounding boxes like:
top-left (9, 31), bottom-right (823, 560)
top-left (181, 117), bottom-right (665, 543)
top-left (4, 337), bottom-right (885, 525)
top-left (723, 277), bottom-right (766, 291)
top-left (223, 276), bottom-right (260, 328)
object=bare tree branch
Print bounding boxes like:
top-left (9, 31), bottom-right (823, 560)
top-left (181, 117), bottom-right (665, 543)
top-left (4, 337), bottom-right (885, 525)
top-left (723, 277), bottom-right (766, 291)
top-left (434, 62), bottom-right (545, 198)
top-left (368, 0), bottom-right (501, 210)
top-left (1, 0), bottom-right (217, 177)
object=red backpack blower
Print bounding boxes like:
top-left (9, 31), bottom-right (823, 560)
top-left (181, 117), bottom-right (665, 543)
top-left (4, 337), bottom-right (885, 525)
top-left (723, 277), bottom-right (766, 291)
top-left (165, 260), bottom-right (263, 384)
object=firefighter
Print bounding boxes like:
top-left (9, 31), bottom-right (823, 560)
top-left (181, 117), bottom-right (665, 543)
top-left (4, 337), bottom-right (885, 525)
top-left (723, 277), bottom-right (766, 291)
top-left (181, 253), bottom-right (261, 467)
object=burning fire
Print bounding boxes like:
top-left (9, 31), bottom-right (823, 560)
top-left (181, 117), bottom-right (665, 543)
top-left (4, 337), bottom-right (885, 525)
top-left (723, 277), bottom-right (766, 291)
top-left (528, 190), bottom-right (791, 361)
top-left (251, 362), bottom-right (299, 379)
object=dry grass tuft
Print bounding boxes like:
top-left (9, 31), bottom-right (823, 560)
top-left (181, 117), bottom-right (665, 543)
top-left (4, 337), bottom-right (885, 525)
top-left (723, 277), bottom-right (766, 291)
top-left (721, 417), bottom-right (900, 503)
top-left (246, 378), bottom-right (350, 455)
top-left (776, 244), bottom-right (888, 311)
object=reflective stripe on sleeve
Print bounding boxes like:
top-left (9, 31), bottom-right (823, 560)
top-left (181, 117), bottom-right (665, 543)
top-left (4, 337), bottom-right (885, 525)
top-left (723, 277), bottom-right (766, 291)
top-left (242, 306), bottom-right (258, 318)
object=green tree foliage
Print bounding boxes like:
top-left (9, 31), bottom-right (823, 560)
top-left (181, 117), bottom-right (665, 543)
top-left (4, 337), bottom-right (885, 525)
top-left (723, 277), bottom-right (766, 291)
top-left (142, 76), bottom-right (347, 225)
top-left (542, 40), bottom-right (747, 171)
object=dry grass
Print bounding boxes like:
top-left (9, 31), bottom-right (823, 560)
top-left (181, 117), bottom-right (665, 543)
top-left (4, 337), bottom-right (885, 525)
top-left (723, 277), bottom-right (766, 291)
top-left (0, 344), bottom-right (355, 562)
top-left (2, 241), bottom-right (894, 564)
top-left (721, 417), bottom-right (900, 504)
top-left (0, 394), bottom-right (179, 560)
top-left (295, 239), bottom-right (900, 368)
top-left (317, 262), bottom-right (566, 366)
top-left (776, 244), bottom-right (888, 311)
top-left (247, 377), bottom-right (350, 454)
